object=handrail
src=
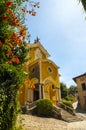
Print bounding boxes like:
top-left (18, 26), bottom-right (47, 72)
top-left (26, 100), bottom-right (37, 109)
top-left (53, 105), bottom-right (61, 114)
top-left (58, 102), bottom-right (76, 115)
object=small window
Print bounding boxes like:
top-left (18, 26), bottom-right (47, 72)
top-left (52, 85), bottom-right (55, 89)
top-left (82, 83), bottom-right (86, 91)
top-left (31, 68), bottom-right (35, 73)
top-left (48, 67), bottom-right (52, 73)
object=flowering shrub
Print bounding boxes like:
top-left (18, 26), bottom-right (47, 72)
top-left (0, 0), bottom-right (39, 130)
top-left (25, 79), bottom-right (35, 89)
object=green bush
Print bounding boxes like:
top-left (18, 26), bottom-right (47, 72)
top-left (62, 100), bottom-right (73, 108)
top-left (36, 99), bottom-right (53, 117)
top-left (65, 94), bottom-right (75, 102)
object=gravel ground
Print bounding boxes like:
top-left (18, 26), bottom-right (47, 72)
top-left (21, 114), bottom-right (86, 130)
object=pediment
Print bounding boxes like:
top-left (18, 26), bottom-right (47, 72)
top-left (27, 42), bottom-right (50, 58)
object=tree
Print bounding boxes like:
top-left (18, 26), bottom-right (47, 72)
top-left (68, 85), bottom-right (77, 96)
top-left (0, 0), bottom-right (39, 130)
top-left (60, 82), bottom-right (68, 99)
top-left (80, 0), bottom-right (86, 11)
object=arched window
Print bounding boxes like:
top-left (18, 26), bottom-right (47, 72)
top-left (48, 67), bottom-right (52, 73)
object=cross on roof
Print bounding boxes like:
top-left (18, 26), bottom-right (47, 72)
top-left (34, 36), bottom-right (40, 43)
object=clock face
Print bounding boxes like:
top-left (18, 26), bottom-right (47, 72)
top-left (35, 48), bottom-right (42, 59)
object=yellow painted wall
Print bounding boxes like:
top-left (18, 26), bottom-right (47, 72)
top-left (28, 47), bottom-right (46, 63)
top-left (28, 48), bottom-right (35, 63)
top-left (41, 52), bottom-right (46, 59)
top-left (41, 61), bottom-right (60, 88)
top-left (44, 83), bottom-right (57, 105)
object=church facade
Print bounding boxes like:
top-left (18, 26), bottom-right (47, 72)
top-left (19, 40), bottom-right (61, 106)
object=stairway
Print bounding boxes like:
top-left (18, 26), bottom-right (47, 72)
top-left (26, 101), bottom-right (84, 122)
top-left (57, 102), bottom-right (84, 122)
top-left (26, 101), bottom-right (37, 114)
top-left (61, 108), bottom-right (84, 122)
top-left (26, 101), bottom-right (62, 117)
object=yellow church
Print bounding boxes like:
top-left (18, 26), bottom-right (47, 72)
top-left (19, 38), bottom-right (61, 106)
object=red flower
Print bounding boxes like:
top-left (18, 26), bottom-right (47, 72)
top-left (20, 27), bottom-right (26, 37)
top-left (2, 15), bottom-right (8, 20)
top-left (11, 50), bottom-right (14, 54)
top-left (7, 9), bottom-right (20, 27)
top-left (26, 79), bottom-right (31, 84)
top-left (6, 1), bottom-right (13, 7)
top-left (6, 60), bottom-right (12, 64)
top-left (14, 19), bottom-right (20, 26)
top-left (32, 12), bottom-right (36, 16)
top-left (12, 57), bottom-right (19, 63)
top-left (0, 41), bottom-right (2, 47)
top-left (7, 9), bottom-right (14, 15)
top-left (31, 84), bottom-right (35, 89)
top-left (12, 33), bottom-right (18, 40)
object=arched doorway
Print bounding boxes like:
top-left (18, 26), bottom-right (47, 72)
top-left (43, 80), bottom-right (57, 105)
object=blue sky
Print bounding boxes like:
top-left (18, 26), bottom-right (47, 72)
top-left (26, 0), bottom-right (86, 87)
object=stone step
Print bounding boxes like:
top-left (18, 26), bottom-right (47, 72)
top-left (61, 108), bottom-right (84, 122)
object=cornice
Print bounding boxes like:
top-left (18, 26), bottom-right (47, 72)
top-left (73, 73), bottom-right (86, 82)
top-left (27, 42), bottom-right (50, 58)
top-left (40, 59), bottom-right (60, 69)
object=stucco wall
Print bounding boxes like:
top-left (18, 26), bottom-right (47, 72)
top-left (76, 75), bottom-right (86, 110)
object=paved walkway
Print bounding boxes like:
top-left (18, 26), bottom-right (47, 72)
top-left (21, 114), bottom-right (86, 130)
